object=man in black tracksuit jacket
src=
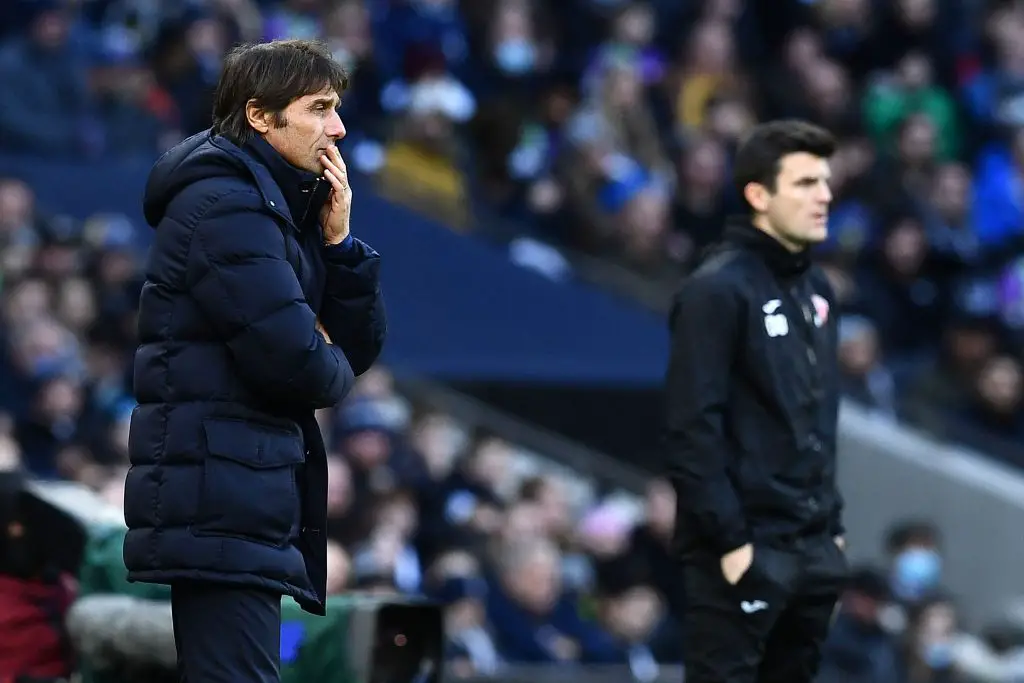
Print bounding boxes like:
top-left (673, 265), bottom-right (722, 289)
top-left (665, 120), bottom-right (849, 683)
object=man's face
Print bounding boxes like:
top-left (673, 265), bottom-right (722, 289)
top-left (505, 551), bottom-right (560, 614)
top-left (607, 587), bottom-right (661, 641)
top-left (326, 456), bottom-right (352, 515)
top-left (0, 180), bottom-right (32, 232)
top-left (757, 152), bottom-right (832, 249)
top-left (260, 88), bottom-right (347, 173)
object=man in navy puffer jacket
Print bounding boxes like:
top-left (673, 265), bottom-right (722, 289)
top-left (123, 39), bottom-right (386, 683)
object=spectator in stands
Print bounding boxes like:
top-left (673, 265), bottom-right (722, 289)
top-left (320, 0), bottom-right (384, 138)
top-left (0, 440), bottom-right (80, 681)
top-left (593, 579), bottom-right (680, 675)
top-left (903, 313), bottom-right (1001, 432)
top-left (15, 374), bottom-right (85, 477)
top-left (960, 597), bottom-right (1024, 681)
top-left (921, 162), bottom-right (981, 269)
top-left (0, 2), bottom-right (99, 157)
top-left (373, 0), bottom-right (469, 83)
top-left (820, 566), bottom-right (903, 683)
top-left (420, 433), bottom-right (511, 559)
top-left (325, 540), bottom-right (351, 595)
top-left (671, 132), bottom-right (730, 264)
top-left (668, 18), bottom-right (744, 133)
top-left (837, 315), bottom-right (898, 418)
top-left (485, 537), bottom-right (616, 663)
top-left (863, 51), bottom-right (962, 162)
top-left (352, 527), bottom-right (405, 595)
top-left (961, 354), bottom-right (1024, 438)
top-left (407, 409), bottom-right (462, 492)
top-left (335, 397), bottom-right (409, 497)
top-left (948, 353), bottom-right (1024, 464)
top-left (483, 0), bottom-right (556, 88)
top-left (325, 454), bottom-right (366, 548)
top-left (433, 574), bottom-right (501, 678)
top-left (263, 0), bottom-right (324, 41)
top-left (624, 478), bottom-right (687, 624)
top-left (591, 2), bottom-right (666, 89)
top-left (800, 59), bottom-right (858, 134)
top-left (377, 42), bottom-right (475, 225)
top-left (517, 475), bottom-right (572, 543)
top-left (885, 520), bottom-right (944, 607)
top-left (146, 15), bottom-right (219, 140)
top-left (758, 25), bottom-right (826, 122)
top-left (368, 489), bottom-right (424, 593)
top-left (493, 497), bottom-right (545, 550)
top-left (0, 177), bottom-right (42, 263)
top-left (960, 3), bottom-right (1024, 141)
top-left (852, 213), bottom-right (950, 361)
top-left (560, 50), bottom-right (671, 261)
top-left (575, 502), bottom-right (633, 575)
top-left (902, 595), bottom-right (966, 682)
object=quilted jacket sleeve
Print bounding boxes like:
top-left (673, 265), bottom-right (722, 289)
top-left (318, 237), bottom-right (386, 376)
top-left (185, 190), bottom-right (354, 409)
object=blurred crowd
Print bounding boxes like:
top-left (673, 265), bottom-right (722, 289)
top-left (1, 0), bottom-right (1022, 466)
top-left (3, 0), bottom-right (1024, 681)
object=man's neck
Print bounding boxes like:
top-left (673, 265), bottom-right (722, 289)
top-left (751, 214), bottom-right (806, 253)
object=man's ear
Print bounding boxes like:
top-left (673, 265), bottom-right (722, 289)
top-left (743, 181), bottom-right (771, 213)
top-left (245, 99), bottom-right (271, 134)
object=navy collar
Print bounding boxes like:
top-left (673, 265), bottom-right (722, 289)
top-left (243, 136), bottom-right (330, 231)
top-left (206, 132), bottom-right (329, 231)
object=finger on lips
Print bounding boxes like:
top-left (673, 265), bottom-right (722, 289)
top-left (327, 146), bottom-right (347, 171)
top-left (322, 169), bottom-right (348, 194)
top-left (321, 156), bottom-right (347, 179)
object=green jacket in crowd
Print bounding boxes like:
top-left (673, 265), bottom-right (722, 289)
top-left (76, 525), bottom-right (356, 683)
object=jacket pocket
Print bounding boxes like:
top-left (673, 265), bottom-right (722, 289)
top-left (737, 545), bottom-right (800, 596)
top-left (193, 418), bottom-right (304, 547)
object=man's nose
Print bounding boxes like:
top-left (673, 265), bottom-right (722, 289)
top-left (818, 183), bottom-right (832, 205)
top-left (326, 110), bottom-right (346, 140)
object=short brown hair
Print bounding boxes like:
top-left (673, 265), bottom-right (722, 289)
top-left (732, 119), bottom-right (836, 205)
top-left (211, 39), bottom-right (349, 145)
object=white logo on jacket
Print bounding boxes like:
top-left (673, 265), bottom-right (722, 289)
top-left (762, 299), bottom-right (789, 337)
top-left (811, 294), bottom-right (830, 328)
top-left (741, 600), bottom-right (769, 613)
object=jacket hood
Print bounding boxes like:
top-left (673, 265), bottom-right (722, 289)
top-left (142, 130), bottom-right (318, 231)
top-left (143, 130), bottom-right (237, 228)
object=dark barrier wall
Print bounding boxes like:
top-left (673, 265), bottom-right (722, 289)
top-left (454, 381), bottom-right (664, 466)
top-left (0, 154), bottom-right (668, 386)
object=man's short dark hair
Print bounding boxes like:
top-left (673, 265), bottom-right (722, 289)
top-left (732, 120), bottom-right (836, 205)
top-left (885, 519), bottom-right (941, 554)
top-left (211, 39), bottom-right (349, 145)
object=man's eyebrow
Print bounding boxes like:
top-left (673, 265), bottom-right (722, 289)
top-left (308, 96), bottom-right (340, 109)
top-left (794, 172), bottom-right (831, 184)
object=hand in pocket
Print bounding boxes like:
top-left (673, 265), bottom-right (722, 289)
top-left (721, 543), bottom-right (754, 585)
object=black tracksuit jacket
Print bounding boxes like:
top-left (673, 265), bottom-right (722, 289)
top-left (664, 219), bottom-right (844, 558)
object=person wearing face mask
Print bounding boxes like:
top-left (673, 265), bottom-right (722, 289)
top-left (885, 521), bottom-right (944, 605)
top-left (819, 567), bottom-right (902, 683)
top-left (904, 597), bottom-right (962, 682)
top-left (494, 37), bottom-right (537, 75)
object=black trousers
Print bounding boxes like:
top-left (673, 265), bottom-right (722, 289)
top-left (681, 532), bottom-right (848, 683)
top-left (171, 582), bottom-right (282, 683)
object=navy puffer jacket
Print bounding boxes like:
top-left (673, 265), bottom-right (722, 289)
top-left (123, 130), bottom-right (386, 614)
